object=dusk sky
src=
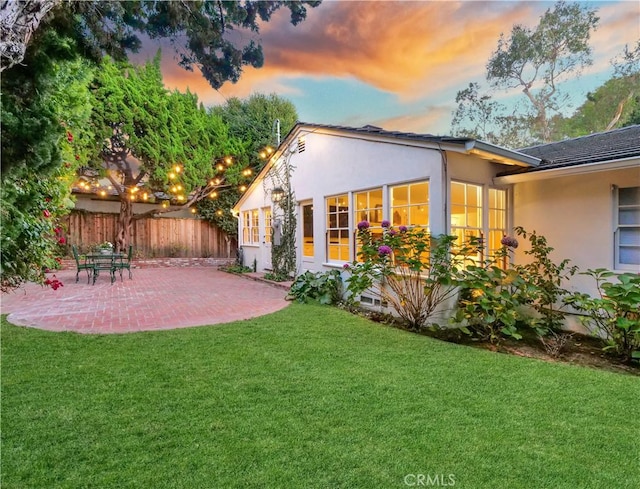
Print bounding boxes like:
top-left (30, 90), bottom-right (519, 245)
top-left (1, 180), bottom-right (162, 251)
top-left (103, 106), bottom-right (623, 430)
top-left (139, 0), bottom-right (639, 136)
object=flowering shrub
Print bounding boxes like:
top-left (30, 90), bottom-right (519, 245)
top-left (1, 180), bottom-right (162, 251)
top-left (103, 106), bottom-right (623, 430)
top-left (345, 223), bottom-right (463, 330)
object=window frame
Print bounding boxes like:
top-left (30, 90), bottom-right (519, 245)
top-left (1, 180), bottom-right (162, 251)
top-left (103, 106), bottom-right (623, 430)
top-left (325, 194), bottom-right (350, 263)
top-left (615, 185), bottom-right (640, 270)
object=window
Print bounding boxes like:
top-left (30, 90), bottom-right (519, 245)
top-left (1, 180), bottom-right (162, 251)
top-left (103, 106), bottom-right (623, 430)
top-left (451, 181), bottom-right (482, 249)
top-left (354, 188), bottom-right (383, 259)
top-left (488, 188), bottom-right (507, 259)
top-left (242, 209), bottom-right (259, 245)
top-left (326, 194), bottom-right (350, 261)
top-left (302, 203), bottom-right (314, 257)
top-left (390, 181), bottom-right (429, 228)
top-left (263, 208), bottom-right (272, 244)
top-left (616, 186), bottom-right (640, 268)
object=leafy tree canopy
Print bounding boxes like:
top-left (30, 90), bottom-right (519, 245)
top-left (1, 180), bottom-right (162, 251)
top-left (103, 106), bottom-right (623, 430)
top-left (200, 93), bottom-right (299, 236)
top-left (451, 0), bottom-right (606, 146)
top-left (40, 0), bottom-right (321, 90)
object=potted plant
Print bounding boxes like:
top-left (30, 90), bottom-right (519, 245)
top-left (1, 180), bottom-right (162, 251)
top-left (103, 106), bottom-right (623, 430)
top-left (96, 241), bottom-right (114, 254)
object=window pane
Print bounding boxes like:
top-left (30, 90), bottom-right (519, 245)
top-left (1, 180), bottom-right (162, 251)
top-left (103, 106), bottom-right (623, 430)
top-left (413, 205), bottom-right (428, 226)
top-left (620, 228), bottom-right (640, 246)
top-left (410, 182), bottom-right (428, 203)
top-left (619, 208), bottom-right (640, 225)
top-left (392, 207), bottom-right (406, 226)
top-left (451, 182), bottom-right (465, 204)
top-left (619, 246), bottom-right (640, 265)
top-left (392, 185), bottom-right (408, 206)
top-left (619, 187), bottom-right (640, 206)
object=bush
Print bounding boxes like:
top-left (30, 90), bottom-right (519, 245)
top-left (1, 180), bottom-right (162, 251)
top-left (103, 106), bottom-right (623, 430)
top-left (344, 222), bottom-right (461, 331)
top-left (566, 269), bottom-right (640, 362)
top-left (287, 270), bottom-right (343, 305)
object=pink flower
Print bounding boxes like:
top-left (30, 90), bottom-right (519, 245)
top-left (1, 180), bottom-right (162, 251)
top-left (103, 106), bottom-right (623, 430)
top-left (343, 263), bottom-right (351, 270)
top-left (43, 209), bottom-right (51, 218)
top-left (58, 236), bottom-right (66, 245)
top-left (399, 225), bottom-right (408, 233)
top-left (378, 245), bottom-right (393, 256)
top-left (381, 220), bottom-right (391, 228)
top-left (357, 220), bottom-right (370, 230)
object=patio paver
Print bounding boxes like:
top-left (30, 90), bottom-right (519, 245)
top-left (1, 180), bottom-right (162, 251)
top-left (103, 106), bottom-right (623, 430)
top-left (1, 268), bottom-right (289, 334)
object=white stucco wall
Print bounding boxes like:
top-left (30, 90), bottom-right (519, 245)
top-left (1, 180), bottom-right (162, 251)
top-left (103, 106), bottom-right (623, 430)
top-left (511, 165), bottom-right (640, 298)
top-left (237, 128), bottom-right (518, 275)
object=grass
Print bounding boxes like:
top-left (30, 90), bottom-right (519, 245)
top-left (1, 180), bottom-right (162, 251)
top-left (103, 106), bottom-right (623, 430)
top-left (2, 303), bottom-right (639, 488)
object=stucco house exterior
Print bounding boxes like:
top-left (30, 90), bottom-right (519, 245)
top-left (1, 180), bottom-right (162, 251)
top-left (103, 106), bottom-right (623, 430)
top-left (233, 122), bottom-right (639, 302)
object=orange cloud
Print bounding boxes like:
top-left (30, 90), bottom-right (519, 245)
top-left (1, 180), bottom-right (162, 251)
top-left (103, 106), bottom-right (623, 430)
top-left (375, 105), bottom-right (454, 135)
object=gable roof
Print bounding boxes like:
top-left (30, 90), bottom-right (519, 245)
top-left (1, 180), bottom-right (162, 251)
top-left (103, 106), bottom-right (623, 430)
top-left (510, 125), bottom-right (640, 173)
top-left (233, 122), bottom-right (542, 211)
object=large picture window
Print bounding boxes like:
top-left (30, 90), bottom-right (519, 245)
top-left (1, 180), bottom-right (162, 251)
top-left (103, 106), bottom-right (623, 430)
top-left (390, 181), bottom-right (429, 228)
top-left (326, 194), bottom-right (350, 262)
top-left (616, 186), bottom-right (640, 268)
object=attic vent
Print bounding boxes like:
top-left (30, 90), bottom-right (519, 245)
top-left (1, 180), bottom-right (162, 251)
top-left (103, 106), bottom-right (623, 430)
top-left (297, 136), bottom-right (306, 153)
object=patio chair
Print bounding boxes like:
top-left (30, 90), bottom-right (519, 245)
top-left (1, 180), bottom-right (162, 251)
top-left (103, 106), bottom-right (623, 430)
top-left (115, 245), bottom-right (133, 281)
top-left (72, 245), bottom-right (92, 284)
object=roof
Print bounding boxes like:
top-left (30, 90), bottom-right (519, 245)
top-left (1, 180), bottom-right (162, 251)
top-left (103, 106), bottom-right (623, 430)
top-left (233, 121), bottom-right (540, 211)
top-left (511, 125), bottom-right (640, 173)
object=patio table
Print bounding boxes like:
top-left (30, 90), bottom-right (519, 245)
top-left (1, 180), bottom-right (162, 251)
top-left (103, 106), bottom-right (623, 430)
top-left (86, 252), bottom-right (124, 285)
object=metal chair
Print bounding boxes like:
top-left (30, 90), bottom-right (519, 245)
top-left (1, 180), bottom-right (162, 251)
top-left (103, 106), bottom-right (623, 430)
top-left (115, 245), bottom-right (133, 281)
top-left (72, 245), bottom-right (92, 283)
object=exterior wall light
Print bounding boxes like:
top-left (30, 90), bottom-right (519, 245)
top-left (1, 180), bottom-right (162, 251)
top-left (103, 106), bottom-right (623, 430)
top-left (272, 187), bottom-right (285, 203)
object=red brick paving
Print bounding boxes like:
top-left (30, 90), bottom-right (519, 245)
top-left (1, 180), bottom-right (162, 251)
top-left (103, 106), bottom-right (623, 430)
top-left (1, 268), bottom-right (290, 334)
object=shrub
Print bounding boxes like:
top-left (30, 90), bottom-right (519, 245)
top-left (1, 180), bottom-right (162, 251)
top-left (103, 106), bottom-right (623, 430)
top-left (513, 227), bottom-right (578, 334)
top-left (345, 223), bottom-right (461, 331)
top-left (288, 270), bottom-right (343, 305)
top-left (454, 251), bottom-right (534, 343)
top-left (566, 269), bottom-right (640, 362)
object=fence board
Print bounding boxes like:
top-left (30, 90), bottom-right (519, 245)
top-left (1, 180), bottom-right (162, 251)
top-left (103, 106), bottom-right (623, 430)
top-left (65, 211), bottom-right (236, 258)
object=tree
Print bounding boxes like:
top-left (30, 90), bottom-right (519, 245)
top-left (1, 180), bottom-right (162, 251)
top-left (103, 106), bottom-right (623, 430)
top-left (605, 41), bottom-right (640, 129)
top-left (87, 55), bottom-right (247, 251)
top-left (486, 1), bottom-right (598, 142)
top-left (1, 30), bottom-right (94, 291)
top-left (200, 93), bottom-right (298, 236)
top-left (452, 1), bottom-right (600, 146)
top-left (0, 0), bottom-right (62, 72)
top-left (3, 0), bottom-right (321, 89)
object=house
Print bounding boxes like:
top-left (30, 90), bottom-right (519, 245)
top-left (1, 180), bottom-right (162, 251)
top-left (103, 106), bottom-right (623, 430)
top-left (497, 124), bottom-right (640, 298)
top-left (234, 123), bottom-right (639, 304)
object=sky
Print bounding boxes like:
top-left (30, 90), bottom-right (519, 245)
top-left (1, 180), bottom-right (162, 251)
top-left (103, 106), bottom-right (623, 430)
top-left (139, 0), bottom-right (640, 136)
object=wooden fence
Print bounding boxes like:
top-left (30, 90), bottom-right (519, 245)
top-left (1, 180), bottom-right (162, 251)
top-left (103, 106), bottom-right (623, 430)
top-left (65, 211), bottom-right (237, 259)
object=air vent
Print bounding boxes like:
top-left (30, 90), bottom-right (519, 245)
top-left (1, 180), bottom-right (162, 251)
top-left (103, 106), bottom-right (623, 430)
top-left (360, 295), bottom-right (382, 306)
top-left (297, 136), bottom-right (306, 153)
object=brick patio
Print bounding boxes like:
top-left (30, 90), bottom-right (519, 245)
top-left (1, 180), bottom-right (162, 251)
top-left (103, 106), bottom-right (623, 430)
top-left (1, 267), bottom-right (290, 334)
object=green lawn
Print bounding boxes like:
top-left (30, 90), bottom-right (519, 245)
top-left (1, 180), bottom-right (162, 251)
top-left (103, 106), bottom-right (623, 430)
top-left (2, 303), bottom-right (638, 489)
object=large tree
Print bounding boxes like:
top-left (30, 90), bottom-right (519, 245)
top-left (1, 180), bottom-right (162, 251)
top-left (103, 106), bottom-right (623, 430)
top-left (199, 93), bottom-right (298, 236)
top-left (451, 0), bottom-right (600, 146)
top-left (1, 29), bottom-right (94, 291)
top-left (88, 55), bottom-right (247, 251)
top-left (2, 0), bottom-right (321, 89)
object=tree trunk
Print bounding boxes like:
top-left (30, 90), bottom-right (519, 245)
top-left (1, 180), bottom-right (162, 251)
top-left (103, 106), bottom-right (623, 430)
top-left (115, 197), bottom-right (134, 253)
top-left (0, 0), bottom-right (62, 71)
top-left (606, 91), bottom-right (634, 131)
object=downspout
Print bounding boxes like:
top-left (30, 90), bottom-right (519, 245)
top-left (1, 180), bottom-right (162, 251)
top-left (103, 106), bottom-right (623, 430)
top-left (437, 143), bottom-right (448, 235)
